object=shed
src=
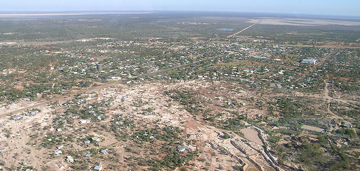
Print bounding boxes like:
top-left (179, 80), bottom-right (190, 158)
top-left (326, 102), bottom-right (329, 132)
top-left (12, 115), bottom-right (23, 120)
top-left (177, 146), bottom-right (190, 152)
top-left (54, 149), bottom-right (62, 156)
top-left (94, 165), bottom-right (103, 171)
top-left (66, 156), bottom-right (74, 163)
top-left (302, 58), bottom-right (317, 64)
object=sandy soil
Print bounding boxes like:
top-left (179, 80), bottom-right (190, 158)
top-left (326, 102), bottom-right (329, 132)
top-left (0, 80), bottom-right (281, 171)
top-left (241, 128), bottom-right (264, 145)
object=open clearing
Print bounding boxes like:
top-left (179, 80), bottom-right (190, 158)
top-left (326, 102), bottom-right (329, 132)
top-left (301, 125), bottom-right (325, 133)
top-left (241, 128), bottom-right (264, 145)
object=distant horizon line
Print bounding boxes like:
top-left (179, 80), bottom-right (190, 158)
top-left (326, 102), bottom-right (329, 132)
top-left (0, 10), bottom-right (359, 18)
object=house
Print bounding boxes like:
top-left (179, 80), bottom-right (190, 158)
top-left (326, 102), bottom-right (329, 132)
top-left (66, 156), bottom-right (74, 163)
top-left (28, 110), bottom-right (39, 116)
top-left (94, 165), bottom-right (103, 171)
top-left (85, 152), bottom-right (91, 158)
top-left (115, 121), bottom-right (123, 125)
top-left (302, 58), bottom-right (317, 64)
top-left (91, 137), bottom-right (101, 142)
top-left (177, 146), bottom-right (190, 152)
top-left (79, 120), bottom-right (90, 124)
top-left (100, 149), bottom-right (108, 154)
top-left (12, 115), bottom-right (23, 120)
top-left (54, 149), bottom-right (62, 156)
top-left (342, 124), bottom-right (353, 128)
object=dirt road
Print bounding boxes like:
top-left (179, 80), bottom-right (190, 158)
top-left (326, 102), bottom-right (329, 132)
top-left (227, 21), bottom-right (261, 38)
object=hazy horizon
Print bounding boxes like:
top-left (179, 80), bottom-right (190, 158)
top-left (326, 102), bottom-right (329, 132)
top-left (0, 0), bottom-right (359, 17)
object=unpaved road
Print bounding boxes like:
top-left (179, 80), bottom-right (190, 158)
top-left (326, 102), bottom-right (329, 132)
top-left (227, 21), bottom-right (261, 38)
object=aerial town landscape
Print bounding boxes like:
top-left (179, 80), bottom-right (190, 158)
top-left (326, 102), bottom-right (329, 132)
top-left (0, 7), bottom-right (359, 171)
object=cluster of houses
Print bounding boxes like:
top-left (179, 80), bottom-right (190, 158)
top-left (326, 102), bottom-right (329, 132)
top-left (11, 109), bottom-right (40, 121)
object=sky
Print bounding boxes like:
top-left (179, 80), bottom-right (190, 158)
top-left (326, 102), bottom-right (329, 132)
top-left (0, 0), bottom-right (359, 16)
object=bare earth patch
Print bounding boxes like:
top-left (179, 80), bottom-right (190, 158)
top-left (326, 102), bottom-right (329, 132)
top-left (241, 128), bottom-right (264, 145)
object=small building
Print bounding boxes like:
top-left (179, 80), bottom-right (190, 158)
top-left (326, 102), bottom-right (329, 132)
top-left (91, 137), bottom-right (101, 142)
top-left (66, 156), bottom-right (74, 163)
top-left (79, 120), bottom-right (90, 124)
top-left (94, 165), bottom-right (103, 171)
top-left (100, 149), bottom-right (108, 154)
top-left (342, 124), bottom-right (353, 128)
top-left (54, 149), bottom-right (62, 156)
top-left (85, 152), bottom-right (91, 158)
top-left (302, 58), bottom-right (318, 64)
top-left (12, 115), bottom-right (23, 120)
top-left (177, 146), bottom-right (190, 152)
top-left (28, 110), bottom-right (39, 116)
top-left (23, 98), bottom-right (31, 101)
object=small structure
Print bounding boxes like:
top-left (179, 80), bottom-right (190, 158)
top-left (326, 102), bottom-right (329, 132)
top-left (54, 149), bottom-right (62, 156)
top-left (342, 124), bottom-right (353, 128)
top-left (23, 98), bottom-right (31, 101)
top-left (12, 115), bottom-right (23, 120)
top-left (66, 156), bottom-right (74, 163)
top-left (100, 149), bottom-right (108, 154)
top-left (85, 152), bottom-right (91, 158)
top-left (79, 120), bottom-right (90, 124)
top-left (28, 110), bottom-right (39, 116)
top-left (177, 146), bottom-right (190, 152)
top-left (94, 165), bottom-right (103, 171)
top-left (91, 136), bottom-right (101, 142)
top-left (302, 58), bottom-right (317, 64)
